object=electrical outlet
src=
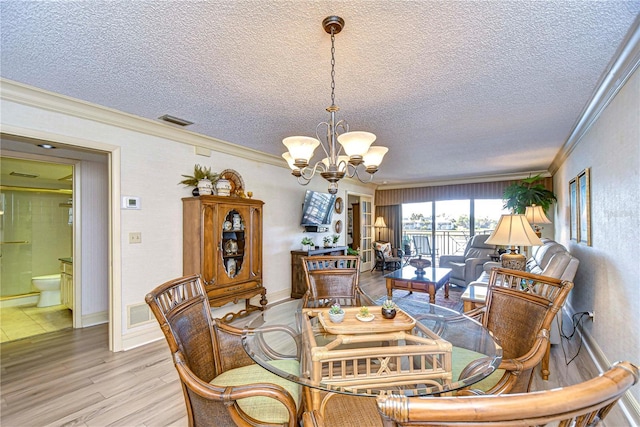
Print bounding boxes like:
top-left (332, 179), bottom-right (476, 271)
top-left (129, 232), bottom-right (142, 244)
top-left (588, 311), bottom-right (595, 322)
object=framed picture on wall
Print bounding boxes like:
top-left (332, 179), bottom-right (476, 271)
top-left (578, 168), bottom-right (591, 246)
top-left (569, 168), bottom-right (591, 245)
top-left (569, 178), bottom-right (578, 241)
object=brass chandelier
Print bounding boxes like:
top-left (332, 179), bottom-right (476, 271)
top-left (282, 16), bottom-right (388, 194)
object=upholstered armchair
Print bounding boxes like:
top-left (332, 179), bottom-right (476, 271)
top-left (438, 234), bottom-right (495, 287)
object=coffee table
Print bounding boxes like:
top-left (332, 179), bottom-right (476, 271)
top-left (385, 266), bottom-right (452, 303)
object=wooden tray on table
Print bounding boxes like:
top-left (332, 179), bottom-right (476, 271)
top-left (318, 307), bottom-right (416, 334)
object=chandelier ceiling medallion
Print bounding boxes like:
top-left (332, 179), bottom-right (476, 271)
top-left (282, 16), bottom-right (388, 194)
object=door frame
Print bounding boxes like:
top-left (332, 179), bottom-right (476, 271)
top-left (346, 191), bottom-right (374, 272)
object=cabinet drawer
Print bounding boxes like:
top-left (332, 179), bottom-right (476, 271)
top-left (206, 281), bottom-right (261, 298)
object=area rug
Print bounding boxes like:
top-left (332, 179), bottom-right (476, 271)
top-left (376, 286), bottom-right (464, 312)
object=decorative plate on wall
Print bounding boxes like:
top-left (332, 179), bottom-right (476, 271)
top-left (219, 169), bottom-right (244, 196)
top-left (334, 220), bottom-right (343, 233)
top-left (335, 197), bottom-right (343, 213)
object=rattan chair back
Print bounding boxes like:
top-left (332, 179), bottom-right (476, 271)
top-left (376, 361), bottom-right (638, 426)
top-left (301, 255), bottom-right (362, 308)
top-left (463, 268), bottom-right (573, 394)
top-left (146, 274), bottom-right (298, 427)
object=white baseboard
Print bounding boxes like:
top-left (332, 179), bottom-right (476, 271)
top-left (121, 324), bottom-right (164, 351)
top-left (81, 310), bottom-right (109, 327)
top-left (1, 294), bottom-right (39, 307)
top-left (564, 302), bottom-right (640, 425)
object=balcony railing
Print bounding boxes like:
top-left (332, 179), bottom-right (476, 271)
top-left (402, 229), bottom-right (493, 265)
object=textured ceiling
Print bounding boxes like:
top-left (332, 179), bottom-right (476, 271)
top-left (1, 1), bottom-right (639, 186)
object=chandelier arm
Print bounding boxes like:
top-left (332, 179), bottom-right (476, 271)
top-left (298, 162), bottom-right (327, 181)
top-left (349, 165), bottom-right (375, 184)
top-left (315, 122), bottom-right (332, 159)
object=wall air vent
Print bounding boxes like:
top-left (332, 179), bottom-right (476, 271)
top-left (127, 303), bottom-right (153, 327)
top-left (10, 171), bottom-right (39, 178)
top-left (158, 114), bottom-right (194, 127)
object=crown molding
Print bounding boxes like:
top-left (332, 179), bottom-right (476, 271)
top-left (375, 170), bottom-right (551, 190)
top-left (0, 78), bottom-right (285, 168)
top-left (549, 16), bottom-right (640, 174)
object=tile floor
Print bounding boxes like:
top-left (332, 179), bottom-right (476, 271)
top-left (0, 303), bottom-right (72, 343)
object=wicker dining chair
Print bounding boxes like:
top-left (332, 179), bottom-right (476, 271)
top-left (375, 361), bottom-right (638, 426)
top-left (458, 268), bottom-right (573, 395)
top-left (301, 255), bottom-right (371, 308)
top-left (146, 274), bottom-right (302, 427)
top-left (300, 255), bottom-right (383, 426)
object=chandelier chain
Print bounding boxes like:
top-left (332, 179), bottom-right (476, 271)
top-left (330, 29), bottom-right (336, 107)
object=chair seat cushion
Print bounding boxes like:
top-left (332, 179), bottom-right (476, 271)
top-left (452, 347), bottom-right (504, 392)
top-left (211, 359), bottom-right (301, 424)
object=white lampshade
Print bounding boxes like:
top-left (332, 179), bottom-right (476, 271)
top-left (337, 131), bottom-right (376, 157)
top-left (374, 216), bottom-right (387, 228)
top-left (525, 204), bottom-right (552, 225)
top-left (282, 153), bottom-right (297, 170)
top-left (363, 146), bottom-right (389, 167)
top-left (485, 214), bottom-right (544, 247)
top-left (282, 136), bottom-right (320, 163)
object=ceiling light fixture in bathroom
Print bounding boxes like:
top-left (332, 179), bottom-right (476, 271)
top-left (10, 171), bottom-right (39, 178)
top-left (158, 114), bottom-right (194, 127)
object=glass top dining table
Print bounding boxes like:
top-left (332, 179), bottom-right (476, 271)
top-left (241, 291), bottom-right (502, 406)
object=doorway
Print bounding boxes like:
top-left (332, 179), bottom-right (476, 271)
top-left (0, 138), bottom-right (110, 345)
top-left (0, 157), bottom-right (74, 341)
top-left (347, 192), bottom-right (374, 271)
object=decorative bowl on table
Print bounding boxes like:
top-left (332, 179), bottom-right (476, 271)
top-left (409, 255), bottom-right (431, 273)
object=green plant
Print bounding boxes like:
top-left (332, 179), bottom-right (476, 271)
top-left (503, 175), bottom-right (557, 214)
top-left (359, 306), bottom-right (370, 317)
top-left (323, 236), bottom-right (332, 245)
top-left (346, 247), bottom-right (359, 256)
top-left (179, 164), bottom-right (219, 187)
top-left (328, 303), bottom-right (343, 315)
top-left (332, 234), bottom-right (340, 244)
top-left (381, 300), bottom-right (396, 310)
top-left (301, 237), bottom-right (314, 246)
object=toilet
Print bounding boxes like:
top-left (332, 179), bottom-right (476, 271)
top-left (32, 274), bottom-right (61, 307)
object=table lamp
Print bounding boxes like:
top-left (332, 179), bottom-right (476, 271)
top-left (485, 214), bottom-right (543, 270)
top-left (374, 216), bottom-right (387, 241)
top-left (524, 204), bottom-right (552, 237)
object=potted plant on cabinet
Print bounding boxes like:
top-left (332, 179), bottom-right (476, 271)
top-left (323, 236), bottom-right (332, 247)
top-left (502, 174), bottom-right (557, 214)
top-left (301, 237), bottom-right (314, 252)
top-left (179, 164), bottom-right (219, 196)
top-left (332, 234), bottom-right (340, 247)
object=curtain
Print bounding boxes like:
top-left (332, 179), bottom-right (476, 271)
top-left (375, 178), bottom-right (553, 206)
top-left (375, 205), bottom-right (402, 251)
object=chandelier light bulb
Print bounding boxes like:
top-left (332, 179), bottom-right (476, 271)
top-left (363, 146), bottom-right (389, 168)
top-left (283, 136), bottom-right (320, 167)
top-left (337, 131), bottom-right (377, 157)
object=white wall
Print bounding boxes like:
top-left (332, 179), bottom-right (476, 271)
top-left (553, 67), bottom-right (639, 405)
top-left (0, 80), bottom-right (375, 349)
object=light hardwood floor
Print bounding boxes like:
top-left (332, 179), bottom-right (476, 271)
top-left (0, 272), bottom-right (631, 426)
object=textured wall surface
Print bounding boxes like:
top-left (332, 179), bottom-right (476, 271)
top-left (554, 67), bottom-right (640, 404)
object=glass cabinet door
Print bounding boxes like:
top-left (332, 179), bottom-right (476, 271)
top-left (219, 205), bottom-right (253, 283)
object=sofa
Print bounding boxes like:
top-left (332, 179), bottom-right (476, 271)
top-left (463, 238), bottom-right (579, 345)
top-left (439, 234), bottom-right (496, 287)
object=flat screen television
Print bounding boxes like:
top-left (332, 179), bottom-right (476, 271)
top-left (300, 190), bottom-right (336, 226)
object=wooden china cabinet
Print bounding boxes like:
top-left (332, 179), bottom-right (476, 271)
top-left (182, 195), bottom-right (266, 322)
